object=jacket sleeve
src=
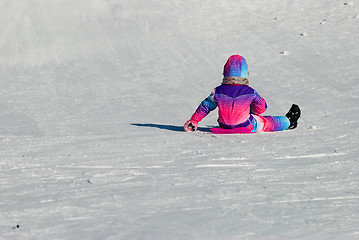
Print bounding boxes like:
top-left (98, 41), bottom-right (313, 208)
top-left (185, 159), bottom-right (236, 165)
top-left (190, 89), bottom-right (218, 124)
top-left (250, 90), bottom-right (267, 115)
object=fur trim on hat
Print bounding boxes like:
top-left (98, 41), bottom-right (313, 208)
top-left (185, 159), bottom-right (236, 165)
top-left (222, 77), bottom-right (249, 86)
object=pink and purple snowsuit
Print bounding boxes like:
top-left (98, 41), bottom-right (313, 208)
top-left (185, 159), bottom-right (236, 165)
top-left (188, 55), bottom-right (290, 132)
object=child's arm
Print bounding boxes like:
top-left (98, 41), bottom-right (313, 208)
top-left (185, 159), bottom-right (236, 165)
top-left (184, 90), bottom-right (217, 131)
top-left (191, 91), bottom-right (217, 123)
top-left (250, 91), bottom-right (267, 115)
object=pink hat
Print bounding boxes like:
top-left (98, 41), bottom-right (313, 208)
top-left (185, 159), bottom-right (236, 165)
top-left (223, 55), bottom-right (249, 78)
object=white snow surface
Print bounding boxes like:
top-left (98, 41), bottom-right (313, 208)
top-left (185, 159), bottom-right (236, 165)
top-left (0, 0), bottom-right (358, 239)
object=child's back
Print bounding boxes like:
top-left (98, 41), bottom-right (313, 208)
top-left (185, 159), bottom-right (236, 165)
top-left (184, 55), bottom-right (301, 133)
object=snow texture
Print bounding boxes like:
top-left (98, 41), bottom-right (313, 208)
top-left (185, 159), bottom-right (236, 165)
top-left (0, 0), bottom-right (358, 239)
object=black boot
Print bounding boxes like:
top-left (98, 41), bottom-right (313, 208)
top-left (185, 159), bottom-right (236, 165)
top-left (286, 104), bottom-right (301, 129)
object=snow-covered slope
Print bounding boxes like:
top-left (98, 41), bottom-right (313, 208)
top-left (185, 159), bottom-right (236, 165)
top-left (0, 0), bottom-right (358, 239)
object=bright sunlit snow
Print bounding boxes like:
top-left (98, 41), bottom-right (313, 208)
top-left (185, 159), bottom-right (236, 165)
top-left (0, 0), bottom-right (358, 239)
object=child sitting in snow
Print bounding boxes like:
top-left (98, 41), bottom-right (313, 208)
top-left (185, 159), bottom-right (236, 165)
top-left (184, 55), bottom-right (301, 133)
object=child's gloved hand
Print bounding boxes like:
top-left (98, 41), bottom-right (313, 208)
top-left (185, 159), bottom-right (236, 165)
top-left (184, 120), bottom-right (198, 132)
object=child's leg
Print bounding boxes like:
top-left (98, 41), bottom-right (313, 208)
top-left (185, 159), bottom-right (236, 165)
top-left (253, 115), bottom-right (290, 132)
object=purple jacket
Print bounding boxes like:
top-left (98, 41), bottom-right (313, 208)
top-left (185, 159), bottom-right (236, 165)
top-left (190, 84), bottom-right (267, 129)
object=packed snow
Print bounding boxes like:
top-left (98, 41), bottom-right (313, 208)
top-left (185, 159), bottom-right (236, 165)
top-left (0, 0), bottom-right (358, 239)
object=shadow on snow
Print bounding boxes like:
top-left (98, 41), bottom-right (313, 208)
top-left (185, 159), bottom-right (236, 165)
top-left (131, 123), bottom-right (212, 133)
